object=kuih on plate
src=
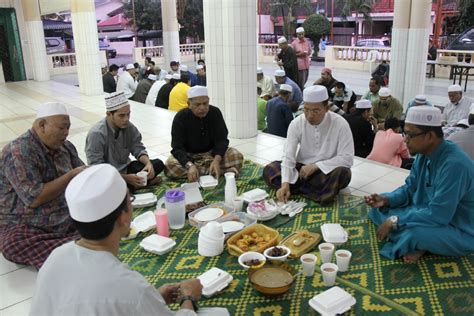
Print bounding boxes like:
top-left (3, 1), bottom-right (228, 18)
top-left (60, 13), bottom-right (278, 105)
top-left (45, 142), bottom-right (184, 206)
top-left (226, 224), bottom-right (280, 256)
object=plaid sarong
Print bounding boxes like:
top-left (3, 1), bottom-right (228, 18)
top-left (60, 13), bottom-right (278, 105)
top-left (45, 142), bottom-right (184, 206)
top-left (0, 224), bottom-right (79, 269)
top-left (263, 161), bottom-right (351, 204)
top-left (165, 147), bottom-right (244, 179)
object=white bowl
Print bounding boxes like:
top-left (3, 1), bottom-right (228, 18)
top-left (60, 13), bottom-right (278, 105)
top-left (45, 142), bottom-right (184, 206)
top-left (263, 246), bottom-right (291, 262)
top-left (238, 251), bottom-right (266, 270)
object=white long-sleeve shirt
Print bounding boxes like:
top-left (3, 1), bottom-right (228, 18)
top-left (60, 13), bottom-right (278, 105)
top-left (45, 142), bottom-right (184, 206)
top-left (116, 71), bottom-right (138, 99)
top-left (145, 80), bottom-right (167, 106)
top-left (442, 97), bottom-right (472, 126)
top-left (281, 112), bottom-right (354, 184)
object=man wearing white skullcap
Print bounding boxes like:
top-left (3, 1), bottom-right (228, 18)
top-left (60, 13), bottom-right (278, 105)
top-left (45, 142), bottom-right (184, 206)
top-left (274, 68), bottom-right (302, 111)
top-left (179, 64), bottom-right (198, 87)
top-left (442, 84), bottom-right (472, 126)
top-left (276, 35), bottom-right (299, 85)
top-left (166, 86), bottom-right (244, 182)
top-left (0, 102), bottom-right (86, 268)
top-left (291, 26), bottom-right (312, 90)
top-left (447, 103), bottom-right (474, 159)
top-left (371, 87), bottom-right (403, 129)
top-left (405, 94), bottom-right (433, 114)
top-left (263, 85), bottom-right (354, 204)
top-left (132, 73), bottom-right (156, 104)
top-left (169, 72), bottom-right (192, 112)
top-left (196, 64), bottom-right (206, 86)
top-left (31, 164), bottom-right (229, 316)
top-left (85, 92), bottom-right (164, 190)
top-left (155, 73), bottom-right (181, 109)
top-left (266, 84), bottom-right (294, 137)
top-left (344, 99), bottom-right (377, 157)
top-left (116, 63), bottom-right (138, 99)
top-left (145, 73), bottom-right (172, 106)
top-left (257, 67), bottom-right (276, 100)
top-left (366, 105), bottom-right (474, 263)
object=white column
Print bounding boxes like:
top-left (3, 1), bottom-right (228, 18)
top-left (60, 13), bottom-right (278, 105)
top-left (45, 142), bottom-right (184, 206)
top-left (71, 0), bottom-right (103, 95)
top-left (389, 0), bottom-right (411, 107)
top-left (21, 0), bottom-right (49, 81)
top-left (161, 0), bottom-right (180, 69)
top-left (403, 0), bottom-right (432, 106)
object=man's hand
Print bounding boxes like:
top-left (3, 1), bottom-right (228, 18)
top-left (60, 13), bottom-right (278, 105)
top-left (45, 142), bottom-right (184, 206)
top-left (276, 183), bottom-right (291, 203)
top-left (299, 164), bottom-right (318, 180)
top-left (179, 279), bottom-right (203, 300)
top-left (187, 165), bottom-right (200, 183)
top-left (141, 161), bottom-right (156, 180)
top-left (70, 165), bottom-right (88, 178)
top-left (209, 156), bottom-right (222, 179)
top-left (159, 283), bottom-right (180, 305)
top-left (364, 194), bottom-right (389, 208)
top-left (123, 174), bottom-right (145, 188)
top-left (376, 219), bottom-right (393, 241)
top-left (377, 122), bottom-right (385, 130)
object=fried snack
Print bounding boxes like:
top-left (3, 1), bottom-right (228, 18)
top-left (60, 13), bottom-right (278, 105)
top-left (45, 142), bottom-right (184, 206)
top-left (227, 224), bottom-right (280, 256)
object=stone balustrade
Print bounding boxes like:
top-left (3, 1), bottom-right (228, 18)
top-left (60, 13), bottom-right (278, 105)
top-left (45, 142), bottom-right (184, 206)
top-left (48, 51), bottom-right (107, 75)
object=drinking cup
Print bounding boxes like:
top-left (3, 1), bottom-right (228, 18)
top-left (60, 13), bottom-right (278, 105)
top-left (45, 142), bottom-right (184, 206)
top-left (335, 249), bottom-right (352, 272)
top-left (300, 253), bottom-right (317, 277)
top-left (318, 242), bottom-right (335, 263)
top-left (320, 263), bottom-right (339, 286)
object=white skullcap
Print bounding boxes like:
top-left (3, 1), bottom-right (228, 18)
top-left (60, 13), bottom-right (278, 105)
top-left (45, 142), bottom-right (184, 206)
top-left (405, 105), bottom-right (442, 127)
top-left (296, 27), bottom-right (304, 33)
top-left (188, 85), bottom-right (208, 99)
top-left (165, 74), bottom-right (172, 80)
top-left (277, 37), bottom-right (287, 44)
top-left (448, 84), bottom-right (462, 92)
top-left (105, 92), bottom-right (129, 111)
top-left (180, 65), bottom-right (188, 71)
top-left (125, 63), bottom-right (134, 70)
top-left (172, 73), bottom-right (181, 80)
top-left (148, 74), bottom-right (157, 81)
top-left (470, 103), bottom-right (474, 115)
top-left (275, 69), bottom-right (286, 77)
top-left (379, 87), bottom-right (391, 97)
top-left (414, 95), bottom-right (427, 104)
top-left (456, 118), bottom-right (469, 127)
top-left (196, 65), bottom-right (204, 70)
top-left (355, 99), bottom-right (372, 109)
top-left (256, 67), bottom-right (263, 74)
top-left (66, 164), bottom-right (127, 223)
top-left (36, 102), bottom-right (68, 119)
top-left (279, 84), bottom-right (292, 93)
top-left (303, 85), bottom-right (328, 103)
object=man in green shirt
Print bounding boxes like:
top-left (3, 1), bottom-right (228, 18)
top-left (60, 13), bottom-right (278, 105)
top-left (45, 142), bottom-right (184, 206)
top-left (362, 77), bottom-right (381, 105)
top-left (257, 84), bottom-right (267, 131)
top-left (371, 87), bottom-right (403, 130)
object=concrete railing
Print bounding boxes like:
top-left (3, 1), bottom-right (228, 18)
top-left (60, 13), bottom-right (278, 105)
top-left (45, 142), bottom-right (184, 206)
top-left (48, 51), bottom-right (108, 75)
top-left (259, 43), bottom-right (279, 63)
top-left (134, 43), bottom-right (205, 65)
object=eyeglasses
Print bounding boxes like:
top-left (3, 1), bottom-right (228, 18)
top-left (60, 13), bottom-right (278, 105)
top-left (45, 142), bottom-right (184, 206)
top-left (404, 131), bottom-right (426, 140)
top-left (303, 108), bottom-right (323, 114)
top-left (130, 195), bottom-right (136, 203)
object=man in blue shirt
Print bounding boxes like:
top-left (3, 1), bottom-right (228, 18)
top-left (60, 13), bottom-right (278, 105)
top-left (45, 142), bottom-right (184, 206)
top-left (365, 106), bottom-right (474, 263)
top-left (266, 84), bottom-right (294, 138)
top-left (274, 69), bottom-right (302, 112)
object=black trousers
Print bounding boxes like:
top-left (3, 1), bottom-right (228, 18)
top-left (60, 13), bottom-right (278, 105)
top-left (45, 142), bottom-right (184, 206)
top-left (126, 159), bottom-right (165, 175)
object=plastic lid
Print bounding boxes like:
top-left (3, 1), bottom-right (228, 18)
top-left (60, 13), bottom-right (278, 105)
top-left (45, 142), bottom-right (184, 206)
top-left (242, 188), bottom-right (268, 202)
top-left (199, 175), bottom-right (218, 188)
top-left (139, 234), bottom-right (176, 255)
top-left (309, 286), bottom-right (356, 315)
top-left (165, 189), bottom-right (185, 203)
top-left (197, 267), bottom-right (233, 297)
top-left (132, 211), bottom-right (156, 233)
top-left (321, 224), bottom-right (348, 244)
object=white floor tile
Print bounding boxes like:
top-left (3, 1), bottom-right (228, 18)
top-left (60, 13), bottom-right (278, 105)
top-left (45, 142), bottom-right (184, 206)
top-left (234, 142), bottom-right (269, 155)
top-left (0, 254), bottom-right (23, 275)
top-left (252, 147), bottom-right (284, 161)
top-left (0, 298), bottom-right (31, 316)
top-left (383, 170), bottom-right (409, 186)
top-left (348, 171), bottom-right (377, 190)
top-left (245, 154), bottom-right (270, 166)
top-left (359, 178), bottom-right (402, 194)
top-left (0, 267), bottom-right (37, 309)
top-left (351, 162), bottom-right (395, 178)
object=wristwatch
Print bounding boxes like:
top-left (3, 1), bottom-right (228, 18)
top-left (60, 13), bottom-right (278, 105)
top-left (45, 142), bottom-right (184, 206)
top-left (179, 295), bottom-right (198, 312)
top-left (185, 161), bottom-right (194, 169)
top-left (388, 216), bottom-right (398, 230)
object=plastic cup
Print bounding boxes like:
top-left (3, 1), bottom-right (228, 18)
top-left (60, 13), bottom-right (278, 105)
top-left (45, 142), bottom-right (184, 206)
top-left (335, 249), bottom-right (352, 272)
top-left (321, 263), bottom-right (338, 286)
top-left (300, 253), bottom-right (317, 277)
top-left (232, 197), bottom-right (244, 212)
top-left (154, 208), bottom-right (169, 237)
top-left (136, 171), bottom-right (148, 186)
top-left (318, 242), bottom-right (335, 264)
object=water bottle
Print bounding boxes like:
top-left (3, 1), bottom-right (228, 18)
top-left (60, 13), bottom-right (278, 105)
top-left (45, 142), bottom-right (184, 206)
top-left (224, 172), bottom-right (237, 207)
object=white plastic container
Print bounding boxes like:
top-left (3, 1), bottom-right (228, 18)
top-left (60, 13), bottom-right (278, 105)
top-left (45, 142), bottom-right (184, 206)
top-left (197, 268), bottom-right (233, 297)
top-left (157, 190), bottom-right (186, 230)
top-left (132, 211), bottom-right (156, 233)
top-left (308, 286), bottom-right (356, 315)
top-left (139, 234), bottom-right (176, 255)
top-left (321, 224), bottom-right (349, 246)
top-left (180, 182), bottom-right (204, 205)
top-left (241, 188), bottom-right (268, 202)
top-left (131, 193), bottom-right (157, 208)
top-left (224, 172), bottom-right (237, 206)
top-left (199, 175), bottom-right (218, 190)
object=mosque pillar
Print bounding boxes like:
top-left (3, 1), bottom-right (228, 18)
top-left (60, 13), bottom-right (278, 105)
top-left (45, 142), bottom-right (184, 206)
top-left (71, 0), bottom-right (103, 95)
top-left (21, 0), bottom-right (49, 81)
top-left (203, 0), bottom-right (258, 138)
top-left (161, 0), bottom-right (180, 69)
top-left (403, 0), bottom-right (432, 107)
top-left (389, 0), bottom-right (411, 108)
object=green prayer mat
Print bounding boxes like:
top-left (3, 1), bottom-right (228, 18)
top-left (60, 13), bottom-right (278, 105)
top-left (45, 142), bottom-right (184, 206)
top-left (120, 160), bottom-right (474, 315)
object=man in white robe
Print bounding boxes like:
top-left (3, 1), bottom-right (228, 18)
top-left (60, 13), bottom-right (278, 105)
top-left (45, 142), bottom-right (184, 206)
top-left (146, 74), bottom-right (171, 106)
top-left (257, 67), bottom-right (276, 100)
top-left (442, 84), bottom-right (472, 126)
top-left (116, 63), bottom-right (138, 99)
top-left (263, 85), bottom-right (354, 204)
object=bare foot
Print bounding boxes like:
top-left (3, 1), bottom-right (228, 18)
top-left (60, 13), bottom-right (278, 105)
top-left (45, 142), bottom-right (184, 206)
top-left (402, 251), bottom-right (426, 263)
top-left (224, 167), bottom-right (240, 177)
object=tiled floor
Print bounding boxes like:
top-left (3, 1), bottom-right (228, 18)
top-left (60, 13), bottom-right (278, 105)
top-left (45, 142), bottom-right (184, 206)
top-left (0, 62), bottom-right (459, 314)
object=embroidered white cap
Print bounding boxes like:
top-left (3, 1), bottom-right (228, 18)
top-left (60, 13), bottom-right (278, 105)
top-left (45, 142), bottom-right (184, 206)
top-left (36, 102), bottom-right (69, 119)
top-left (125, 63), bottom-right (134, 70)
top-left (196, 65), bottom-right (204, 70)
top-left (275, 69), bottom-right (286, 77)
top-left (148, 74), bottom-right (157, 81)
top-left (277, 37), bottom-right (287, 44)
top-left (279, 84), bottom-right (293, 93)
top-left (355, 99), bottom-right (372, 109)
top-left (172, 73), bottom-right (181, 80)
top-left (405, 105), bottom-right (442, 127)
top-left (379, 87), bottom-right (391, 97)
top-left (66, 164), bottom-right (127, 223)
top-left (188, 85), bottom-right (208, 99)
top-left (303, 85), bottom-right (328, 103)
top-left (256, 67), bottom-right (263, 74)
top-left (105, 92), bottom-right (129, 111)
top-left (448, 84), bottom-right (462, 92)
top-left (414, 95), bottom-right (427, 104)
top-left (296, 27), bottom-right (305, 33)
top-left (180, 64), bottom-right (188, 71)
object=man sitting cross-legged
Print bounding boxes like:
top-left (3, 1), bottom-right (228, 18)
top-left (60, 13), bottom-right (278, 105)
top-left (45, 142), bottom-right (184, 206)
top-left (165, 86), bottom-right (244, 182)
top-left (263, 85), bottom-right (354, 205)
top-left (365, 106), bottom-right (474, 263)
